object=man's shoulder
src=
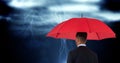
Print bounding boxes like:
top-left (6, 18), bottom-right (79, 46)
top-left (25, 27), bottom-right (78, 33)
top-left (69, 47), bottom-right (84, 54)
top-left (71, 46), bottom-right (96, 54)
top-left (69, 48), bottom-right (78, 54)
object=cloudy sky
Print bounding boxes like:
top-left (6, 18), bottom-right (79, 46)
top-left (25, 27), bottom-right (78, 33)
top-left (0, 0), bottom-right (120, 63)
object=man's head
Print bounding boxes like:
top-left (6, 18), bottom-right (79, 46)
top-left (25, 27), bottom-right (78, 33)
top-left (75, 32), bottom-right (87, 46)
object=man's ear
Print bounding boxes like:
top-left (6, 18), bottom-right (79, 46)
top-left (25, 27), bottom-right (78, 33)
top-left (75, 37), bottom-right (79, 42)
top-left (77, 38), bottom-right (81, 42)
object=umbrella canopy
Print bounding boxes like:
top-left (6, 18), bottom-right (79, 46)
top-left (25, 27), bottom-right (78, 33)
top-left (46, 17), bottom-right (116, 40)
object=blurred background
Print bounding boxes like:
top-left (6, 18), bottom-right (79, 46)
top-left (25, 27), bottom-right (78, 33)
top-left (0, 0), bottom-right (120, 63)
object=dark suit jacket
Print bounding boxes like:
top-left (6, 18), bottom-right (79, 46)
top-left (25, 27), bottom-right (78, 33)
top-left (67, 46), bottom-right (98, 63)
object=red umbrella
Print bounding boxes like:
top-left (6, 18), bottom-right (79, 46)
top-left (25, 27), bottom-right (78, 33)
top-left (46, 17), bottom-right (116, 40)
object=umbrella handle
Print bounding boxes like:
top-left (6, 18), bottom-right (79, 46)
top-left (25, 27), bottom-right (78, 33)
top-left (81, 13), bottom-right (84, 18)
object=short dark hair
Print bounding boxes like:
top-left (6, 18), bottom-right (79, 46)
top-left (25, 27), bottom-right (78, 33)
top-left (76, 32), bottom-right (87, 42)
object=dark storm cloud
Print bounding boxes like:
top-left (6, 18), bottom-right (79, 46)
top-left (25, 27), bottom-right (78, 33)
top-left (0, 0), bottom-right (13, 16)
top-left (101, 0), bottom-right (120, 12)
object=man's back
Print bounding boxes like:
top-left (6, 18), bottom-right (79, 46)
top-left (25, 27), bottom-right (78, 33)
top-left (67, 46), bottom-right (98, 63)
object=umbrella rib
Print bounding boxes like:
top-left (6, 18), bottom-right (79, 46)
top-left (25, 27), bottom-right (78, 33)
top-left (96, 32), bottom-right (100, 40)
top-left (85, 18), bottom-right (91, 33)
top-left (55, 21), bottom-right (67, 38)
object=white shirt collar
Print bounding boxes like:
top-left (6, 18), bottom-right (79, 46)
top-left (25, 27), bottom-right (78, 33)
top-left (77, 44), bottom-right (86, 47)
